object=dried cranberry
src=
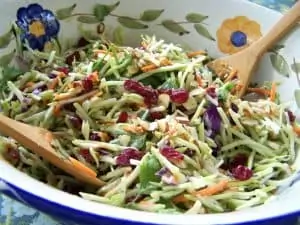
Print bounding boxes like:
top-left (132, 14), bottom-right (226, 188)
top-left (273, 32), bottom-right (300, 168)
top-left (230, 153), bottom-right (248, 169)
top-left (6, 148), bottom-right (20, 161)
top-left (160, 146), bottom-right (184, 163)
top-left (143, 89), bottom-right (159, 106)
top-left (79, 149), bottom-right (94, 164)
top-left (68, 115), bottom-right (82, 129)
top-left (184, 149), bottom-right (196, 157)
top-left (82, 78), bottom-right (93, 92)
top-left (150, 111), bottom-right (164, 120)
top-left (170, 89), bottom-right (189, 104)
top-left (124, 80), bottom-right (158, 106)
top-left (77, 37), bottom-right (89, 48)
top-left (57, 67), bottom-right (70, 75)
top-left (286, 110), bottom-right (296, 123)
top-left (89, 132), bottom-right (101, 141)
top-left (231, 103), bottom-right (239, 113)
top-left (206, 87), bottom-right (217, 98)
top-left (117, 112), bottom-right (129, 123)
top-left (158, 88), bottom-right (172, 95)
top-left (116, 148), bottom-right (144, 166)
top-left (65, 51), bottom-right (80, 66)
top-left (124, 79), bottom-right (143, 92)
top-left (231, 165), bottom-right (253, 181)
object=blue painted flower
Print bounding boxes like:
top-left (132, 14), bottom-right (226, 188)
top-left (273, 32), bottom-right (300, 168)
top-left (16, 3), bottom-right (60, 51)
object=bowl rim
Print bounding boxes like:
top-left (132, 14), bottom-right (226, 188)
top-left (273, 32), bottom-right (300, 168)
top-left (1, 0), bottom-right (300, 224)
top-left (1, 160), bottom-right (300, 225)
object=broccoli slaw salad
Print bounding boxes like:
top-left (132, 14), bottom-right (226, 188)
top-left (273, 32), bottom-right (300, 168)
top-left (0, 33), bottom-right (300, 214)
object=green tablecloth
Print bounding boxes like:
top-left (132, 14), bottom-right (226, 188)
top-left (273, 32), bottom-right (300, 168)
top-left (0, 0), bottom-right (297, 224)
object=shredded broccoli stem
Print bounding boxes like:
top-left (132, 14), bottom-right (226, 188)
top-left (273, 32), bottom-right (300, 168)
top-left (0, 34), bottom-right (299, 214)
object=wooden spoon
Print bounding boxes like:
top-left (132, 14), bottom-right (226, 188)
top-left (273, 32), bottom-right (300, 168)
top-left (208, 1), bottom-right (300, 96)
top-left (0, 113), bottom-right (105, 187)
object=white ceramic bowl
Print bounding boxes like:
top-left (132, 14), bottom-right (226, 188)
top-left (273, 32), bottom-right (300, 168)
top-left (0, 0), bottom-right (300, 224)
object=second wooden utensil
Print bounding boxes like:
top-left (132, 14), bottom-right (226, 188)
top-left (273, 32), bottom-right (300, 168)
top-left (208, 0), bottom-right (300, 96)
top-left (0, 113), bottom-right (105, 187)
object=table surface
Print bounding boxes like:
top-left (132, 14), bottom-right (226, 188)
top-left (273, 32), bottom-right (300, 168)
top-left (0, 0), bottom-right (297, 224)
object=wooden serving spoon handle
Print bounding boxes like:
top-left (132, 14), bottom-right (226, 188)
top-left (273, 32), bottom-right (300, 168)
top-left (249, 0), bottom-right (300, 57)
top-left (0, 113), bottom-right (105, 187)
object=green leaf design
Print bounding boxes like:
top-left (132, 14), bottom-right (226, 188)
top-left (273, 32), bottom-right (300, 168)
top-left (77, 16), bottom-right (99, 24)
top-left (270, 53), bottom-right (289, 77)
top-left (93, 4), bottom-right (110, 21)
top-left (139, 154), bottom-right (161, 190)
top-left (185, 13), bottom-right (208, 23)
top-left (140, 9), bottom-right (164, 22)
top-left (0, 30), bottom-right (12, 49)
top-left (106, 1), bottom-right (120, 13)
top-left (161, 20), bottom-right (189, 35)
top-left (295, 89), bottom-right (300, 108)
top-left (93, 2), bottom-right (120, 21)
top-left (0, 50), bottom-right (15, 67)
top-left (113, 26), bottom-right (124, 45)
top-left (194, 24), bottom-right (215, 41)
top-left (118, 17), bottom-right (148, 29)
top-left (291, 62), bottom-right (300, 74)
top-left (55, 4), bottom-right (77, 20)
top-left (269, 44), bottom-right (285, 53)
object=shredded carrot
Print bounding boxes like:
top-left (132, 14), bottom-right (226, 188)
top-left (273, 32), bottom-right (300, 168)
top-left (141, 59), bottom-right (172, 72)
top-left (141, 63), bottom-right (158, 72)
top-left (94, 49), bottom-right (107, 54)
top-left (89, 71), bottom-right (99, 82)
top-left (160, 59), bottom-right (172, 66)
top-left (48, 78), bottom-right (59, 90)
top-left (123, 125), bottom-right (145, 134)
top-left (247, 87), bottom-right (270, 96)
top-left (187, 50), bottom-right (206, 58)
top-left (293, 124), bottom-right (300, 136)
top-left (195, 180), bottom-right (228, 197)
top-left (58, 72), bottom-right (67, 78)
top-left (69, 157), bottom-right (97, 177)
top-left (270, 82), bottom-right (277, 102)
top-left (55, 90), bottom-right (98, 108)
top-left (98, 132), bottom-right (111, 142)
top-left (225, 69), bottom-right (238, 82)
top-left (232, 83), bottom-right (244, 94)
top-left (173, 194), bottom-right (188, 203)
top-left (24, 82), bottom-right (35, 88)
top-left (196, 75), bottom-right (202, 87)
top-left (53, 105), bottom-right (61, 117)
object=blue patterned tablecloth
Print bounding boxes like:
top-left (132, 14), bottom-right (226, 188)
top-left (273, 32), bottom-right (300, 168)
top-left (0, 0), bottom-right (297, 224)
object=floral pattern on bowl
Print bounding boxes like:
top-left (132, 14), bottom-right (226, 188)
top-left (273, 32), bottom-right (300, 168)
top-left (16, 4), bottom-right (60, 51)
top-left (216, 16), bottom-right (262, 54)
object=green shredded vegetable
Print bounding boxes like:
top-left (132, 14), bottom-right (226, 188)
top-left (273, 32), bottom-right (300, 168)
top-left (0, 35), bottom-right (299, 214)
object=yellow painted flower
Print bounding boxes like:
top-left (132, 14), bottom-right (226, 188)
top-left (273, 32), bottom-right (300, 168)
top-left (216, 16), bottom-right (262, 54)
